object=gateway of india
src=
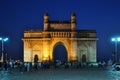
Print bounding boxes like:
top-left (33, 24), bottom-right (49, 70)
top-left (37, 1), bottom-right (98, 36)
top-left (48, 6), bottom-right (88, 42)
top-left (22, 13), bottom-right (98, 63)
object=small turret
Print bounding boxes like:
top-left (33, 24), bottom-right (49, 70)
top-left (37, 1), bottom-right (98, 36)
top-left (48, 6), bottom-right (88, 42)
top-left (71, 12), bottom-right (76, 23)
top-left (71, 12), bottom-right (76, 30)
top-left (44, 12), bottom-right (49, 31)
top-left (44, 13), bottom-right (49, 23)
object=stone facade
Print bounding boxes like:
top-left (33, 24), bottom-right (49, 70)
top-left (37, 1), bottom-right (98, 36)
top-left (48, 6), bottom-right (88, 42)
top-left (22, 13), bottom-right (98, 63)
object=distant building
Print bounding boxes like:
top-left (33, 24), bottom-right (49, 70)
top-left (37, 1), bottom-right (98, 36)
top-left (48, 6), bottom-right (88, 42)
top-left (22, 13), bottom-right (98, 63)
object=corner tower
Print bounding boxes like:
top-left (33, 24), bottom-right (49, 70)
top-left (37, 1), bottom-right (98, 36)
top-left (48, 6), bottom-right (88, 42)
top-left (71, 12), bottom-right (76, 30)
top-left (44, 12), bottom-right (49, 31)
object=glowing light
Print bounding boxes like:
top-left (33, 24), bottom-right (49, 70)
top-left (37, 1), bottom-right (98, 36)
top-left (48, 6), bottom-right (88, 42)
top-left (0, 38), bottom-right (2, 40)
top-left (111, 37), bottom-right (120, 42)
top-left (117, 37), bottom-right (120, 41)
top-left (44, 54), bottom-right (48, 58)
top-left (3, 38), bottom-right (9, 42)
top-left (111, 38), bottom-right (116, 41)
top-left (0, 37), bottom-right (9, 41)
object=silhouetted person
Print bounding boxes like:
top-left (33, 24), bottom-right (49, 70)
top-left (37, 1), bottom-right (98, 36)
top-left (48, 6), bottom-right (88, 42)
top-left (34, 62), bottom-right (38, 70)
top-left (4, 61), bottom-right (8, 70)
top-left (0, 62), bottom-right (2, 68)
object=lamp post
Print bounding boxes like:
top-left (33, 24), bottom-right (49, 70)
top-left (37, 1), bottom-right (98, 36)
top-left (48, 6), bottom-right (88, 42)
top-left (0, 37), bottom-right (8, 62)
top-left (111, 37), bottom-right (120, 63)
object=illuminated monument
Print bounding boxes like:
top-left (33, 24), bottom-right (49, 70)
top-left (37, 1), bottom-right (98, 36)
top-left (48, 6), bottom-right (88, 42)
top-left (22, 13), bottom-right (98, 63)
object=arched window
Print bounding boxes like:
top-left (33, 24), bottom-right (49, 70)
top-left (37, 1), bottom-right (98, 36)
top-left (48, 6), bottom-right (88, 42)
top-left (82, 54), bottom-right (86, 62)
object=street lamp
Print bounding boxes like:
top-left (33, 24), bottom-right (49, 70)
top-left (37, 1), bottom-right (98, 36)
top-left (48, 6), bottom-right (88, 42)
top-left (0, 37), bottom-right (9, 62)
top-left (111, 37), bottom-right (120, 63)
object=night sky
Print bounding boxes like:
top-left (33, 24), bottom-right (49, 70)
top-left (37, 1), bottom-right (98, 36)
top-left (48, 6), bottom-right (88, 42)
top-left (0, 0), bottom-right (120, 61)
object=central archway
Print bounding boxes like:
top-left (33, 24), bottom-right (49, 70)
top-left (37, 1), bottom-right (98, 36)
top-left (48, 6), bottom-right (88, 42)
top-left (53, 42), bottom-right (68, 62)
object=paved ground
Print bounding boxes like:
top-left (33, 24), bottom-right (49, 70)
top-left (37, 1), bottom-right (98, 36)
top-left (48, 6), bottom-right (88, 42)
top-left (0, 68), bottom-right (120, 80)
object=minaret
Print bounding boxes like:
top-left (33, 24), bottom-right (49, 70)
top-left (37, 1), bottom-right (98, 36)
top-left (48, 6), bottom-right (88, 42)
top-left (44, 12), bottom-right (49, 31)
top-left (71, 12), bottom-right (76, 30)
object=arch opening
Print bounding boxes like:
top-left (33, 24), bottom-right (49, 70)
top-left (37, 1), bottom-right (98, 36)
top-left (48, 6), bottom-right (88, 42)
top-left (53, 43), bottom-right (67, 62)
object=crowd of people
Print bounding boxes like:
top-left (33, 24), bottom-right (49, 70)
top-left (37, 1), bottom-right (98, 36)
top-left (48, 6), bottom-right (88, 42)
top-left (0, 59), bottom-right (120, 72)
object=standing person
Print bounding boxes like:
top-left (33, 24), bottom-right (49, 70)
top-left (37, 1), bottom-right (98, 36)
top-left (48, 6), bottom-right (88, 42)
top-left (0, 62), bottom-right (1, 67)
top-left (101, 61), bottom-right (106, 68)
top-left (27, 62), bottom-right (30, 72)
top-left (19, 61), bottom-right (23, 72)
top-left (8, 60), bottom-right (13, 70)
top-left (4, 61), bottom-right (8, 70)
top-left (34, 54), bottom-right (39, 70)
top-left (24, 62), bottom-right (27, 71)
top-left (9, 61), bottom-right (13, 68)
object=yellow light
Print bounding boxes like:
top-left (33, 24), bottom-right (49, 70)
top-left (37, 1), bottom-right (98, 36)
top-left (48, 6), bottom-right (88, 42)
top-left (42, 45), bottom-right (50, 61)
top-left (44, 54), bottom-right (48, 58)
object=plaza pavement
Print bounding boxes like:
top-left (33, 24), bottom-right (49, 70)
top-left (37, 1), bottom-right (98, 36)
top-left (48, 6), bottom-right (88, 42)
top-left (0, 68), bottom-right (120, 80)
